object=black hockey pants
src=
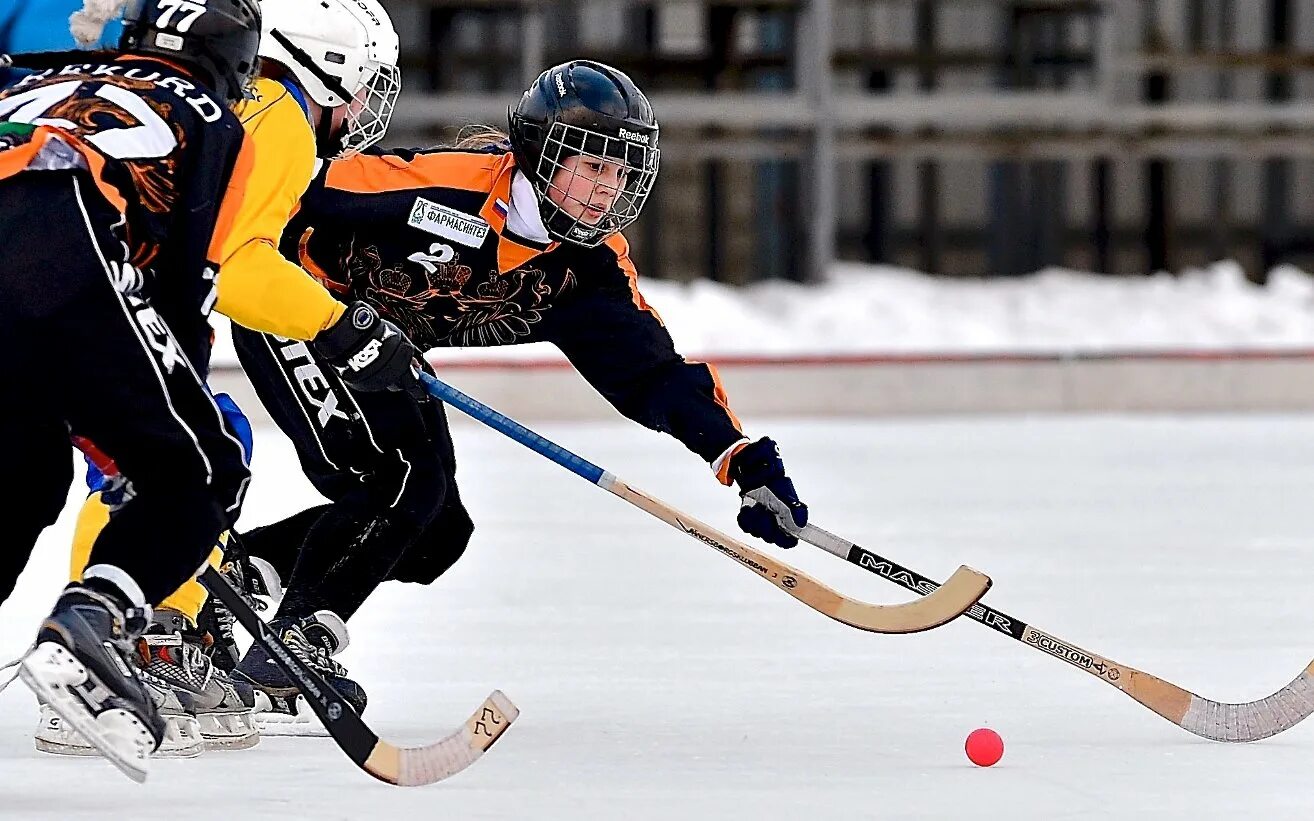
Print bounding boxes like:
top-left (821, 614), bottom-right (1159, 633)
top-left (232, 326), bottom-right (472, 622)
top-left (0, 171), bottom-right (249, 605)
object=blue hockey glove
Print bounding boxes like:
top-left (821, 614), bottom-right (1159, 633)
top-left (729, 437), bottom-right (808, 548)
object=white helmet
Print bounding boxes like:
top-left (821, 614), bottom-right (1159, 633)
top-left (259, 0), bottom-right (400, 156)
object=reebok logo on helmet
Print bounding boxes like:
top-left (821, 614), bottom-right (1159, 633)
top-left (618, 128), bottom-right (649, 144)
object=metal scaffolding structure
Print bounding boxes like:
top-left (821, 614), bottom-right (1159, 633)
top-left (389, 0), bottom-right (1314, 283)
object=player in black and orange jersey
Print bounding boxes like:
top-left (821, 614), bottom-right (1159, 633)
top-left (219, 60), bottom-right (812, 726)
top-left (0, 0), bottom-right (416, 776)
top-left (42, 0), bottom-right (406, 758)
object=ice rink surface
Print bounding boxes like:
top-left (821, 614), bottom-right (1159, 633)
top-left (2, 413), bottom-right (1313, 820)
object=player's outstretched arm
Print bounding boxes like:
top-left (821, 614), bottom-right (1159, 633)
top-left (416, 371), bottom-right (990, 635)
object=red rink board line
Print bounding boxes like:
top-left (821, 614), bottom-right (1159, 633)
top-left (423, 348), bottom-right (1314, 371)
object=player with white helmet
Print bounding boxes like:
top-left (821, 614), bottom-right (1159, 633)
top-left (257, 0), bottom-right (400, 157)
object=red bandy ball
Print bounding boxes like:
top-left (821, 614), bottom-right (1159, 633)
top-left (965, 727), bottom-right (1004, 767)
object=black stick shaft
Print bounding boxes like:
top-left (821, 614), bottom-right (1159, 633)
top-left (838, 544), bottom-right (1130, 681)
top-left (841, 544), bottom-right (1029, 640)
top-left (198, 566), bottom-right (380, 766)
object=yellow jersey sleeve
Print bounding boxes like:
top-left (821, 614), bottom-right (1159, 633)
top-left (209, 78), bottom-right (345, 340)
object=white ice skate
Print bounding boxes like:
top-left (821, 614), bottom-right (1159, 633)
top-left (20, 584), bottom-right (174, 781)
top-left (34, 675), bottom-right (205, 760)
top-left (21, 643), bottom-right (159, 781)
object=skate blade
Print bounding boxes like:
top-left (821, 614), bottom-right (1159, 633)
top-left (252, 692), bottom-right (326, 737)
top-left (20, 643), bottom-right (153, 782)
top-left (203, 732), bottom-right (261, 750)
top-left (256, 713), bottom-right (327, 737)
top-left (35, 703), bottom-right (204, 759)
top-left (199, 712), bottom-right (260, 750)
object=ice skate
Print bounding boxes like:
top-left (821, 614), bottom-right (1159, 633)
top-left (232, 610), bottom-right (366, 736)
top-left (197, 537), bottom-right (283, 673)
top-left (36, 679), bottom-right (205, 759)
top-left (135, 609), bottom-right (259, 750)
top-left (19, 582), bottom-right (167, 781)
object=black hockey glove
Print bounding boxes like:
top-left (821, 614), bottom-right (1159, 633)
top-left (729, 437), bottom-right (809, 548)
top-left (313, 302), bottom-right (421, 395)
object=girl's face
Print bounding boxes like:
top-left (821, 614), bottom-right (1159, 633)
top-left (546, 154), bottom-right (628, 226)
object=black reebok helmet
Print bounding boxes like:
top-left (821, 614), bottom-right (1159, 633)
top-left (118, 0), bottom-right (261, 106)
top-left (509, 60), bottom-right (660, 247)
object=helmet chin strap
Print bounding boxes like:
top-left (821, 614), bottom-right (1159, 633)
top-left (315, 108), bottom-right (341, 158)
top-left (270, 27), bottom-right (353, 156)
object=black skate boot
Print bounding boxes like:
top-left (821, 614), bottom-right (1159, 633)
top-left (135, 609), bottom-right (260, 751)
top-left (232, 611), bottom-right (366, 736)
top-left (196, 535), bottom-right (283, 673)
top-left (18, 582), bottom-right (166, 781)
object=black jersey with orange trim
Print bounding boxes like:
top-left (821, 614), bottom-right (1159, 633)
top-left (285, 147), bottom-right (745, 469)
top-left (0, 56), bottom-right (246, 365)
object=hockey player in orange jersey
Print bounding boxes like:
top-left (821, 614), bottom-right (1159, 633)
top-left (10, 0), bottom-right (413, 771)
top-left (217, 60), bottom-right (812, 730)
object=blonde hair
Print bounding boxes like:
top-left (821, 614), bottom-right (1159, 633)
top-left (445, 124), bottom-right (510, 151)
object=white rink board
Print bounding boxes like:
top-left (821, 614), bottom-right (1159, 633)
top-left (1, 415), bottom-right (1313, 820)
top-left (211, 352), bottom-right (1314, 423)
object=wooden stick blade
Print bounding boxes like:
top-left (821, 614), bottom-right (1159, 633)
top-left (614, 481), bottom-right (991, 635)
top-left (416, 373), bottom-right (994, 637)
top-left (806, 533), bottom-right (1314, 742)
top-left (832, 565), bottom-right (991, 634)
top-left (364, 691), bottom-right (519, 786)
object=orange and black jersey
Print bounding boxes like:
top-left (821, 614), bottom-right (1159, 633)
top-left (0, 56), bottom-right (245, 363)
top-left (286, 147), bottom-right (746, 473)
top-left (0, 60), bottom-right (346, 360)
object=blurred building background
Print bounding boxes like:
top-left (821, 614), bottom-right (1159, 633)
top-left (384, 0), bottom-right (1314, 285)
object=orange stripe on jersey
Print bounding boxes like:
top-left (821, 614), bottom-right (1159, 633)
top-left (700, 360), bottom-right (744, 436)
top-left (471, 153), bottom-right (560, 273)
top-left (207, 133), bottom-right (257, 261)
top-left (603, 233), bottom-right (745, 467)
top-left (77, 145), bottom-right (129, 215)
top-left (117, 54), bottom-right (192, 77)
top-left (326, 150), bottom-right (510, 196)
top-left (0, 136), bottom-right (45, 182)
top-left (0, 129), bottom-right (128, 214)
top-left (297, 227), bottom-right (348, 294)
top-left (606, 233), bottom-right (665, 326)
top-left (714, 438), bottom-right (750, 485)
top-left (497, 240), bottom-right (545, 275)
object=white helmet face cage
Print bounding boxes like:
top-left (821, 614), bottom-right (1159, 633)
top-left (259, 0), bottom-right (400, 158)
top-left (338, 59), bottom-right (400, 157)
top-left (533, 121), bottom-right (660, 247)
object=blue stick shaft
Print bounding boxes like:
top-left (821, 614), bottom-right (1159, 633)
top-left (418, 372), bottom-right (608, 485)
